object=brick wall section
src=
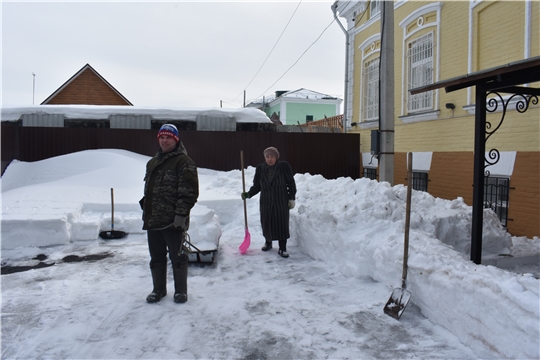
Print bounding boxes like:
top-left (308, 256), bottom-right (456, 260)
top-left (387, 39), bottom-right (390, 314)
top-left (508, 152), bottom-right (540, 237)
top-left (393, 152), bottom-right (407, 186)
top-left (429, 152), bottom-right (474, 205)
top-left (46, 69), bottom-right (130, 105)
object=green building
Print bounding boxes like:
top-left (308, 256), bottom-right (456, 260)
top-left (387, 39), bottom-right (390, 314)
top-left (249, 88), bottom-right (342, 125)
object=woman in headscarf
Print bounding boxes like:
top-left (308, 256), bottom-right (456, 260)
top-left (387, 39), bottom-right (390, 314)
top-left (242, 147), bottom-right (296, 258)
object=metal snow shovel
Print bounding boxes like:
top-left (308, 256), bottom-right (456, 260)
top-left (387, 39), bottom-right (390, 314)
top-left (384, 152), bottom-right (413, 320)
top-left (99, 188), bottom-right (127, 240)
top-left (238, 150), bottom-right (251, 254)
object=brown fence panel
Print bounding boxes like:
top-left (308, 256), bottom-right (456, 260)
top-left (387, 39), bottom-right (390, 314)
top-left (1, 125), bottom-right (360, 180)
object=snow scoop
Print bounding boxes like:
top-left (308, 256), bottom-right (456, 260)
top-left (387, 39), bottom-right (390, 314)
top-left (99, 188), bottom-right (127, 240)
top-left (384, 152), bottom-right (413, 320)
top-left (239, 150), bottom-right (251, 254)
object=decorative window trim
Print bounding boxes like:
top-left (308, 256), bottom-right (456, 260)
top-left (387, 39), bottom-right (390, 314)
top-left (362, 152), bottom-right (379, 168)
top-left (399, 2), bottom-right (443, 117)
top-left (363, 57), bottom-right (380, 122)
top-left (359, 35), bottom-right (381, 124)
top-left (399, 110), bottom-right (440, 124)
top-left (359, 120), bottom-right (379, 129)
top-left (406, 31), bottom-right (435, 112)
top-left (399, 2), bottom-right (443, 31)
top-left (370, 0), bottom-right (381, 19)
top-left (411, 152), bottom-right (433, 172)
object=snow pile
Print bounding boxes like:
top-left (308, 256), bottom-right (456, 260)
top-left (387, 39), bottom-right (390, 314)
top-left (0, 150), bottom-right (221, 251)
top-left (286, 174), bottom-right (536, 359)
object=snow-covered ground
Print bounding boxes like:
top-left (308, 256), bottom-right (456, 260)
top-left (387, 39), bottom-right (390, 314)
top-left (1, 149), bottom-right (539, 359)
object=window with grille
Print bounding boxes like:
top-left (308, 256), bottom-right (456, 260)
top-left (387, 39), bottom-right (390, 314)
top-left (407, 32), bottom-right (434, 112)
top-left (363, 57), bottom-right (380, 121)
top-left (306, 115), bottom-right (313, 123)
top-left (484, 176), bottom-right (509, 227)
top-left (364, 167), bottom-right (377, 180)
top-left (370, 0), bottom-right (381, 18)
top-left (412, 172), bottom-right (428, 192)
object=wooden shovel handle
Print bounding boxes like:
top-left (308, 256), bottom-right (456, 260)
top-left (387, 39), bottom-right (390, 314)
top-left (240, 151), bottom-right (248, 229)
top-left (110, 188), bottom-right (115, 231)
top-left (402, 152), bottom-right (413, 286)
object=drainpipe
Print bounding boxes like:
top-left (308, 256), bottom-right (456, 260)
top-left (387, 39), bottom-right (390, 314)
top-left (331, 1), bottom-right (349, 134)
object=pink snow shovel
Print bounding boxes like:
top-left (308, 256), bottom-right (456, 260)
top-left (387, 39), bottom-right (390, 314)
top-left (239, 150), bottom-right (251, 254)
top-left (384, 152), bottom-right (413, 320)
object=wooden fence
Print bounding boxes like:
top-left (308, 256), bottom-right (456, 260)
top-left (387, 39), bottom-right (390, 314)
top-left (1, 124), bottom-right (360, 180)
top-left (277, 115), bottom-right (344, 133)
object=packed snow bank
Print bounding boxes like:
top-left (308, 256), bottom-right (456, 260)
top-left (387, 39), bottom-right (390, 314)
top-left (290, 173), bottom-right (538, 359)
top-left (0, 150), bottom-right (221, 251)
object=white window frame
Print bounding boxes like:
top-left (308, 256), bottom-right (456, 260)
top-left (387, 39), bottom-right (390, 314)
top-left (370, 0), bottom-right (381, 18)
top-left (398, 2), bottom-right (443, 121)
top-left (363, 57), bottom-right (380, 121)
top-left (407, 32), bottom-right (434, 112)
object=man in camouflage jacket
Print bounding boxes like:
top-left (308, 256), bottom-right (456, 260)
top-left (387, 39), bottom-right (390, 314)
top-left (141, 124), bottom-right (199, 304)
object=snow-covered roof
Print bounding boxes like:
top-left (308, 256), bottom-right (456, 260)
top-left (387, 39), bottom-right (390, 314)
top-left (261, 88), bottom-right (341, 105)
top-left (278, 88), bottom-right (339, 100)
top-left (0, 105), bottom-right (273, 123)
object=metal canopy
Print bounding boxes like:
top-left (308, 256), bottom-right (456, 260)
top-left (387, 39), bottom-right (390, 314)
top-left (410, 56), bottom-right (540, 264)
top-left (411, 56), bottom-right (540, 95)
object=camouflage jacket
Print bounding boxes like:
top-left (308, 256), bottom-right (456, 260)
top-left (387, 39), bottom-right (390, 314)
top-left (142, 142), bottom-right (199, 230)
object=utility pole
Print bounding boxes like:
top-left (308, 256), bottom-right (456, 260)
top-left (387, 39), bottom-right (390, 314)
top-left (379, 1), bottom-right (395, 185)
top-left (32, 72), bottom-right (36, 105)
top-left (331, 1), bottom-right (349, 133)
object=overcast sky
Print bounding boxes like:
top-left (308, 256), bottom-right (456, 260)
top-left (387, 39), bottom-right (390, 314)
top-left (2, 1), bottom-right (347, 109)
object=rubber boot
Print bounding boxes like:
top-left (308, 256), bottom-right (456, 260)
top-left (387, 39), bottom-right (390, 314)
top-left (173, 254), bottom-right (188, 303)
top-left (278, 240), bottom-right (289, 258)
top-left (146, 264), bottom-right (167, 303)
top-left (261, 241), bottom-right (273, 251)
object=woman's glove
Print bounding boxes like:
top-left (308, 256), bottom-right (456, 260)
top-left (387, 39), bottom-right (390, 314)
top-left (241, 192), bottom-right (250, 200)
top-left (174, 215), bottom-right (187, 231)
top-left (288, 200), bottom-right (295, 209)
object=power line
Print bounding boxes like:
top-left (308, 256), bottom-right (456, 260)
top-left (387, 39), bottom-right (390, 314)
top-left (228, 0), bottom-right (303, 105)
top-left (253, 17), bottom-right (336, 102)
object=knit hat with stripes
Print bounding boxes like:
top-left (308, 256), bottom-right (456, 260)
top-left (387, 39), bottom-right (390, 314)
top-left (157, 124), bottom-right (179, 143)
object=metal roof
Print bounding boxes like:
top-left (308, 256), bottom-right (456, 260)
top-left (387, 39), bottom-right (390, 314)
top-left (410, 56), bottom-right (540, 95)
top-left (409, 56), bottom-right (540, 265)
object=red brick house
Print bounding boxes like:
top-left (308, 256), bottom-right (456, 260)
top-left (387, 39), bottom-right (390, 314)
top-left (41, 63), bottom-right (132, 106)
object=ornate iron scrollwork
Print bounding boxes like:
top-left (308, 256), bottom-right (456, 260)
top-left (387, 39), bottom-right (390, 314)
top-left (484, 91), bottom-right (538, 176)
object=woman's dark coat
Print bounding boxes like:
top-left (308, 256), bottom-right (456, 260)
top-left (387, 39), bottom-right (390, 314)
top-left (247, 161), bottom-right (296, 241)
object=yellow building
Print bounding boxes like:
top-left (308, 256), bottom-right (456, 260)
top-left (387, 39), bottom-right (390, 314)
top-left (336, 0), bottom-right (539, 238)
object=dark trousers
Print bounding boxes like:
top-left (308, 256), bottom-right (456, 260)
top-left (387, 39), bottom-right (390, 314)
top-left (266, 238), bottom-right (288, 252)
top-left (147, 229), bottom-right (186, 269)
